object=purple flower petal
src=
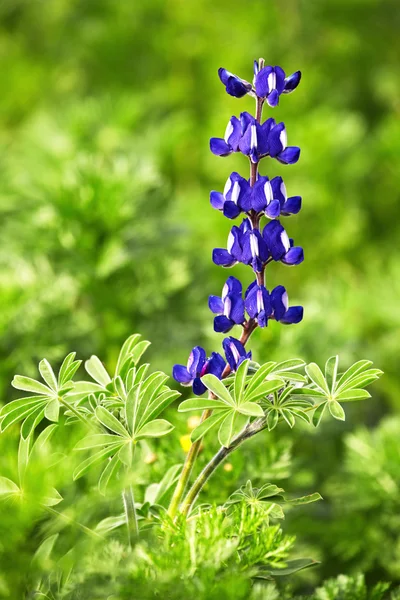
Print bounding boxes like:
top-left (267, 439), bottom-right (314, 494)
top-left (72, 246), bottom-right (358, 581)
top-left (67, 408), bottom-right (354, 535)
top-left (283, 71), bottom-right (301, 93)
top-left (212, 248), bottom-right (237, 267)
top-left (214, 315), bottom-right (234, 333)
top-left (210, 191), bottom-right (225, 211)
top-left (267, 89), bottom-right (279, 107)
top-left (209, 295), bottom-right (224, 314)
top-left (271, 285), bottom-right (288, 321)
top-left (277, 147), bottom-right (300, 165)
top-left (281, 306), bottom-right (303, 324)
top-left (282, 196), bottom-right (302, 215)
top-left (282, 246), bottom-right (304, 266)
top-left (210, 138), bottom-right (232, 156)
top-left (228, 294), bottom-right (245, 324)
top-left (187, 346), bottom-right (207, 378)
top-left (193, 377), bottom-right (207, 396)
top-left (265, 199), bottom-right (281, 219)
top-left (204, 352), bottom-right (226, 378)
top-left (172, 364), bottom-right (193, 385)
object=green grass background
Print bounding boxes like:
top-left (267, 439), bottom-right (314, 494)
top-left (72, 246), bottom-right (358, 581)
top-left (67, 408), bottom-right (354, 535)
top-left (0, 0), bottom-right (400, 594)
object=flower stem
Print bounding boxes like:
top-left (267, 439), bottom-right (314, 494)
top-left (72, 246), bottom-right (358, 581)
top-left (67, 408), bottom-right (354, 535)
top-left (122, 486), bottom-right (139, 546)
top-left (180, 417), bottom-right (267, 516)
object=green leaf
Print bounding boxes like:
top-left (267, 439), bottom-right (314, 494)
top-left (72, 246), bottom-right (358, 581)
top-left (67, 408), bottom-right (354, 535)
top-left (44, 398), bottom-right (60, 422)
top-left (95, 514), bottom-right (126, 535)
top-left (286, 492), bottom-right (323, 505)
top-left (233, 359), bottom-right (250, 405)
top-left (58, 352), bottom-right (76, 385)
top-left (85, 356), bottom-right (112, 387)
top-left (75, 434), bottom-right (120, 450)
top-left (336, 389), bottom-right (371, 401)
top-left (67, 381), bottom-right (105, 403)
top-left (21, 408), bottom-right (46, 439)
top-left (39, 359), bottom-right (58, 392)
top-left (113, 376), bottom-right (126, 401)
top-left (336, 360), bottom-right (373, 389)
top-left (325, 355), bottom-right (339, 392)
top-left (245, 379), bottom-right (283, 402)
top-left (32, 534), bottom-right (59, 568)
top-left (336, 370), bottom-right (382, 393)
top-left (118, 441), bottom-right (134, 467)
top-left (305, 363), bottom-right (330, 394)
top-left (125, 384), bottom-right (139, 435)
top-left (0, 395), bottom-right (44, 417)
top-left (281, 409), bottom-right (295, 428)
top-left (98, 454), bottom-right (122, 495)
top-left (178, 398), bottom-right (226, 412)
top-left (291, 387), bottom-right (326, 398)
top-left (136, 419), bottom-right (174, 439)
top-left (218, 411), bottom-right (249, 447)
top-left (95, 406), bottom-right (130, 438)
top-left (312, 403), bottom-right (327, 427)
top-left (329, 400), bottom-right (345, 421)
top-left (272, 359), bottom-right (306, 372)
top-left (190, 411), bottom-right (227, 443)
top-left (18, 435), bottom-right (31, 484)
top-left (148, 464), bottom-right (182, 505)
top-left (12, 375), bottom-right (51, 396)
top-left (275, 371), bottom-right (308, 383)
top-left (73, 444), bottom-right (123, 480)
top-left (0, 401), bottom-right (42, 432)
top-left (200, 374), bottom-right (234, 406)
top-left (244, 362), bottom-right (276, 398)
top-left (115, 334), bottom-right (141, 376)
top-left (237, 401), bottom-right (264, 417)
top-left (267, 410), bottom-right (279, 431)
top-left (42, 487), bottom-right (63, 507)
top-left (141, 390), bottom-right (180, 425)
top-left (258, 483), bottom-right (285, 499)
top-left (0, 476), bottom-right (20, 496)
top-left (130, 340), bottom-right (151, 365)
top-left (265, 558), bottom-right (320, 577)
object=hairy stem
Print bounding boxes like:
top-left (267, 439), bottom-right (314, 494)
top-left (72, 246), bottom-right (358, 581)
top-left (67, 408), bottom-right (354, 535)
top-left (181, 417), bottom-right (267, 516)
top-left (122, 486), bottom-right (139, 545)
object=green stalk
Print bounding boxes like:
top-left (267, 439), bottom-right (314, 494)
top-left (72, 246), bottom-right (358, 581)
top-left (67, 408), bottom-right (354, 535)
top-left (167, 408), bottom-right (211, 519)
top-left (180, 417), bottom-right (267, 516)
top-left (122, 485), bottom-right (139, 545)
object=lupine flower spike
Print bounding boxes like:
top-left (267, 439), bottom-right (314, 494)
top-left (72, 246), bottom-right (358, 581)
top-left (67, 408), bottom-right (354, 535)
top-left (174, 57), bottom-right (303, 393)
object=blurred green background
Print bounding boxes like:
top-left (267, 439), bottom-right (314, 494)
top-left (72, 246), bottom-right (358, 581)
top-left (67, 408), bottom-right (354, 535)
top-left (1, 0), bottom-right (400, 595)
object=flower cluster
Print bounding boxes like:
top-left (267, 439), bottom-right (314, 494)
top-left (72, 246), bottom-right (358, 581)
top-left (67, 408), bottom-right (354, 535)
top-left (174, 58), bottom-right (303, 395)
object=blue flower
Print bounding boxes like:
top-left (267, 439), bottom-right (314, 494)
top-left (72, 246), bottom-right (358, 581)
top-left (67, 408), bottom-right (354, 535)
top-left (212, 218), bottom-right (251, 267)
top-left (263, 220), bottom-right (304, 266)
top-left (245, 282), bottom-right (272, 327)
top-left (238, 113), bottom-right (272, 163)
top-left (254, 65), bottom-right (301, 107)
top-left (218, 68), bottom-right (252, 98)
top-left (252, 175), bottom-right (282, 218)
top-left (222, 337), bottom-right (252, 372)
top-left (268, 122), bottom-right (300, 165)
top-left (210, 116), bottom-right (242, 157)
top-left (209, 276), bottom-right (245, 333)
top-left (241, 227), bottom-right (270, 272)
top-left (173, 346), bottom-right (226, 395)
top-left (210, 172), bottom-right (251, 219)
top-left (270, 176), bottom-right (302, 216)
top-left (271, 285), bottom-right (303, 325)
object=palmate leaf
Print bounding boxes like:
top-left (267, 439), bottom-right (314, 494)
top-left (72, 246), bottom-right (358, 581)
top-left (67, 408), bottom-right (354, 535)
top-left (289, 356), bottom-right (383, 425)
top-left (2, 354), bottom-right (83, 436)
top-left (218, 411), bottom-right (249, 447)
